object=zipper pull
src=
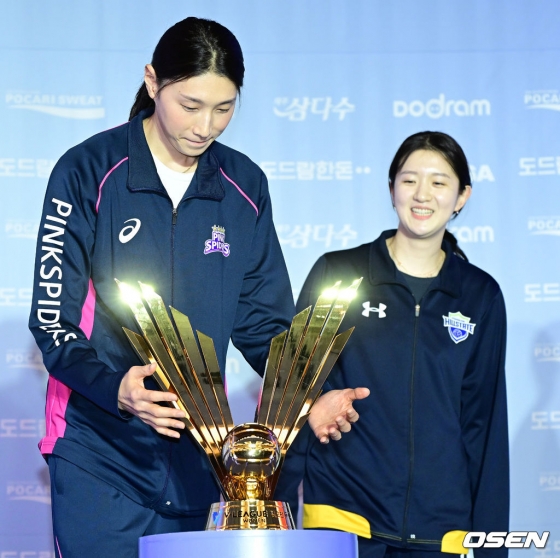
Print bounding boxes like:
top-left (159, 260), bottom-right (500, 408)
top-left (172, 208), bottom-right (178, 225)
top-left (415, 304), bottom-right (420, 317)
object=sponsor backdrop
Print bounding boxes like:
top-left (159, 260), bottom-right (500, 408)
top-left (0, 0), bottom-right (558, 556)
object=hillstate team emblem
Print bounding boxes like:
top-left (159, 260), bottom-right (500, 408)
top-left (204, 225), bottom-right (230, 257)
top-left (442, 311), bottom-right (476, 344)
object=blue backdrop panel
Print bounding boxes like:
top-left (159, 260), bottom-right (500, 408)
top-left (1, 1), bottom-right (559, 556)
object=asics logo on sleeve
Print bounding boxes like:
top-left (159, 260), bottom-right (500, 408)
top-left (362, 301), bottom-right (387, 318)
top-left (119, 219), bottom-right (141, 243)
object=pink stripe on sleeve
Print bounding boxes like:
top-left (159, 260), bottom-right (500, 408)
top-left (220, 168), bottom-right (259, 216)
top-left (40, 279), bottom-right (97, 455)
top-left (96, 157), bottom-right (128, 212)
top-left (40, 221), bottom-right (100, 453)
top-left (39, 377), bottom-right (72, 455)
top-left (41, 158), bottom-right (126, 456)
top-left (79, 279), bottom-right (97, 339)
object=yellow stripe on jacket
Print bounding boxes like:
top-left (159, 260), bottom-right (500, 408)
top-left (303, 504), bottom-right (371, 539)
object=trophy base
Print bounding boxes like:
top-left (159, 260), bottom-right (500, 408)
top-left (206, 500), bottom-right (295, 530)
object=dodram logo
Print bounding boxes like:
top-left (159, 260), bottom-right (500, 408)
top-left (448, 226), bottom-right (494, 243)
top-left (6, 91), bottom-right (105, 119)
top-left (442, 530), bottom-right (549, 553)
top-left (393, 94), bottom-right (491, 118)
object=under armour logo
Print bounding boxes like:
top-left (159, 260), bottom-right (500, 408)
top-left (362, 301), bottom-right (387, 318)
top-left (119, 218), bottom-right (141, 243)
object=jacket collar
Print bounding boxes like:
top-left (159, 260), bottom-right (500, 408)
top-left (127, 107), bottom-right (225, 201)
top-left (369, 229), bottom-right (462, 298)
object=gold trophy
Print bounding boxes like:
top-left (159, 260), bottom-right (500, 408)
top-left (117, 278), bottom-right (361, 530)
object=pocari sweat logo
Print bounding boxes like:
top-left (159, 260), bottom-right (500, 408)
top-left (540, 471), bottom-right (560, 491)
top-left (534, 343), bottom-right (560, 362)
top-left (528, 216), bottom-right (560, 236)
top-left (6, 90), bottom-right (105, 119)
top-left (6, 349), bottom-right (46, 371)
top-left (524, 90), bottom-right (560, 112)
top-left (393, 94), bottom-right (490, 118)
top-left (5, 220), bottom-right (39, 239)
top-left (0, 552), bottom-right (55, 558)
top-left (7, 482), bottom-right (51, 504)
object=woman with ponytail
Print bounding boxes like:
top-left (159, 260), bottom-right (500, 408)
top-left (277, 131), bottom-right (509, 558)
top-left (29, 16), bottom-right (365, 558)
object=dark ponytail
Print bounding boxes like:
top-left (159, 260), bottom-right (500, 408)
top-left (130, 83), bottom-right (154, 120)
top-left (388, 131), bottom-right (472, 261)
top-left (443, 229), bottom-right (468, 261)
top-left (129, 17), bottom-right (245, 120)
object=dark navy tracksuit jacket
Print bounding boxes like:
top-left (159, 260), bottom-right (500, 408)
top-left (277, 231), bottom-right (509, 558)
top-left (29, 108), bottom-right (294, 516)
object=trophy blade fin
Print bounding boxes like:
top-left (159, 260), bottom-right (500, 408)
top-left (121, 329), bottom-right (228, 486)
top-left (137, 297), bottom-right (226, 447)
top-left (197, 331), bottom-right (235, 435)
top-left (256, 330), bottom-right (287, 425)
top-left (138, 282), bottom-right (191, 387)
top-left (262, 308), bottom-right (310, 430)
top-left (279, 328), bottom-right (355, 449)
top-left (276, 282), bottom-right (360, 438)
top-left (117, 282), bottom-right (224, 458)
top-left (271, 284), bottom-right (340, 435)
top-left (170, 307), bottom-right (232, 441)
top-left (123, 327), bottom-right (170, 393)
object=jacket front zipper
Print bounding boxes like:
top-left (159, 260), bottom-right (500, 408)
top-left (170, 207), bottom-right (178, 306)
top-left (402, 301), bottom-right (420, 544)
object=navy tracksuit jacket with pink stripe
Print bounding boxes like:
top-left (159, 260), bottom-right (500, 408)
top-left (29, 108), bottom-right (294, 516)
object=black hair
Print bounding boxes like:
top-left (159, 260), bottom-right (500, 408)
top-left (129, 17), bottom-right (244, 120)
top-left (388, 131), bottom-right (471, 261)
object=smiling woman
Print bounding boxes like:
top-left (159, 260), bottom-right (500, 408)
top-left (277, 131), bottom-right (509, 558)
top-left (388, 132), bottom-right (473, 274)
